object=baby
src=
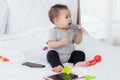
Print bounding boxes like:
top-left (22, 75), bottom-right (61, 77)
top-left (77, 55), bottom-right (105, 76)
top-left (47, 4), bottom-right (88, 72)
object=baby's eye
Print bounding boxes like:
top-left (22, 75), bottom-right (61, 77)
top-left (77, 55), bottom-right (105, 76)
top-left (66, 16), bottom-right (71, 19)
top-left (66, 16), bottom-right (69, 19)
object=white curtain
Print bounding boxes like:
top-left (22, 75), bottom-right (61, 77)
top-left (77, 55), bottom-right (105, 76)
top-left (80, 0), bottom-right (120, 45)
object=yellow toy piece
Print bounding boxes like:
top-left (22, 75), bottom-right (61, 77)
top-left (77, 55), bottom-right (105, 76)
top-left (0, 58), bottom-right (4, 62)
top-left (62, 66), bottom-right (71, 74)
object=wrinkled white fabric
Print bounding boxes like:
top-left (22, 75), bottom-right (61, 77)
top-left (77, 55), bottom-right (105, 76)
top-left (0, 0), bottom-right (8, 34)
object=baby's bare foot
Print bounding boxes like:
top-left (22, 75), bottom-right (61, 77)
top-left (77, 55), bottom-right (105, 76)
top-left (74, 61), bottom-right (89, 67)
top-left (52, 65), bottom-right (64, 72)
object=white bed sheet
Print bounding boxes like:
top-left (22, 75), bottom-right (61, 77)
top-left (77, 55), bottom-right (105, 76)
top-left (0, 25), bottom-right (120, 80)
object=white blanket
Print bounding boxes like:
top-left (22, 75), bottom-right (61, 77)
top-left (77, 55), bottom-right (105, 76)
top-left (0, 26), bottom-right (120, 80)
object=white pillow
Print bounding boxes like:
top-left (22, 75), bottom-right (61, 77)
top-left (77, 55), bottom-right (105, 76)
top-left (0, 0), bottom-right (8, 34)
top-left (6, 0), bottom-right (78, 34)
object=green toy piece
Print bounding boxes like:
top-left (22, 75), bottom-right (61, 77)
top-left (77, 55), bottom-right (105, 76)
top-left (63, 74), bottom-right (71, 80)
top-left (62, 66), bottom-right (71, 74)
top-left (84, 75), bottom-right (96, 80)
top-left (62, 66), bottom-right (96, 80)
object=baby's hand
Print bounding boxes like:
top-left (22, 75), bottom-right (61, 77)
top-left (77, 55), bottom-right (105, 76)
top-left (77, 25), bottom-right (83, 33)
top-left (61, 37), bottom-right (69, 46)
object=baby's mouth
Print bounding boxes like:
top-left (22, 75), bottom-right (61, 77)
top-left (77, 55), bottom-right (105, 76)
top-left (68, 23), bottom-right (72, 25)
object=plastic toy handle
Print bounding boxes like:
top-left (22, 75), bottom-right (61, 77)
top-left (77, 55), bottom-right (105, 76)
top-left (84, 75), bottom-right (96, 80)
top-left (88, 54), bottom-right (102, 66)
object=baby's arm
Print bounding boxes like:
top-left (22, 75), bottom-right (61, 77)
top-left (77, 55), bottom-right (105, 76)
top-left (48, 37), bottom-right (69, 48)
top-left (74, 25), bottom-right (83, 44)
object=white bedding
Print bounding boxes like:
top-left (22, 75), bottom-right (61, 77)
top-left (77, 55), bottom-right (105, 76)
top-left (0, 0), bottom-right (8, 34)
top-left (0, 25), bottom-right (120, 80)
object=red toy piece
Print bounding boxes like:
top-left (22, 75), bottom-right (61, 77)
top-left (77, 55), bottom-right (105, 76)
top-left (0, 55), bottom-right (9, 62)
top-left (0, 56), bottom-right (2, 58)
top-left (3, 58), bottom-right (9, 62)
top-left (89, 55), bottom-right (102, 66)
top-left (94, 55), bottom-right (101, 62)
top-left (89, 60), bottom-right (96, 66)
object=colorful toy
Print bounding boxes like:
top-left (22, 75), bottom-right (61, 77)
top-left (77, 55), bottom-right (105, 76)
top-left (62, 66), bottom-right (71, 74)
top-left (0, 55), bottom-right (9, 62)
top-left (94, 55), bottom-right (101, 62)
top-left (63, 74), bottom-right (71, 80)
top-left (84, 75), bottom-right (96, 80)
top-left (89, 55), bottom-right (102, 66)
top-left (43, 46), bottom-right (49, 51)
top-left (89, 60), bottom-right (97, 66)
top-left (74, 75), bottom-right (96, 80)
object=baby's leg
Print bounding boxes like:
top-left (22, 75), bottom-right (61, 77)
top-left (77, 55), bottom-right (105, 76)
top-left (47, 50), bottom-right (64, 72)
top-left (68, 50), bottom-right (89, 67)
top-left (74, 61), bottom-right (89, 67)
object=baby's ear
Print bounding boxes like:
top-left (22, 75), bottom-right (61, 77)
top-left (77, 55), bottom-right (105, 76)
top-left (53, 17), bottom-right (59, 24)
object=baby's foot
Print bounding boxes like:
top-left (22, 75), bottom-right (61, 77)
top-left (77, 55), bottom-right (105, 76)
top-left (52, 65), bottom-right (64, 72)
top-left (74, 61), bottom-right (89, 67)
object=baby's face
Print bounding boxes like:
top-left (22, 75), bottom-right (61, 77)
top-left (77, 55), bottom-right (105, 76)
top-left (56, 9), bottom-right (72, 29)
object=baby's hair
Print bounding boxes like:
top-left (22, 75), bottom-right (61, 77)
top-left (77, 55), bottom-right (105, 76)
top-left (48, 4), bottom-right (68, 24)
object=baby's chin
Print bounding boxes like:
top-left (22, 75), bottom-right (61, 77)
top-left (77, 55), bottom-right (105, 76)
top-left (66, 25), bottom-right (71, 28)
top-left (66, 23), bottom-right (72, 28)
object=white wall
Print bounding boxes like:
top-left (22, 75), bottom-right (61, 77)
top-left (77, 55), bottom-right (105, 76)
top-left (112, 0), bottom-right (120, 45)
top-left (80, 0), bottom-right (120, 45)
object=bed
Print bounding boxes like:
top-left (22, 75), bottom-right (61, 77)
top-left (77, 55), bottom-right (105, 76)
top-left (0, 0), bottom-right (120, 80)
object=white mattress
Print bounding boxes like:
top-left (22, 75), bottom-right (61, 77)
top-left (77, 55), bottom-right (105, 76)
top-left (0, 25), bottom-right (120, 80)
